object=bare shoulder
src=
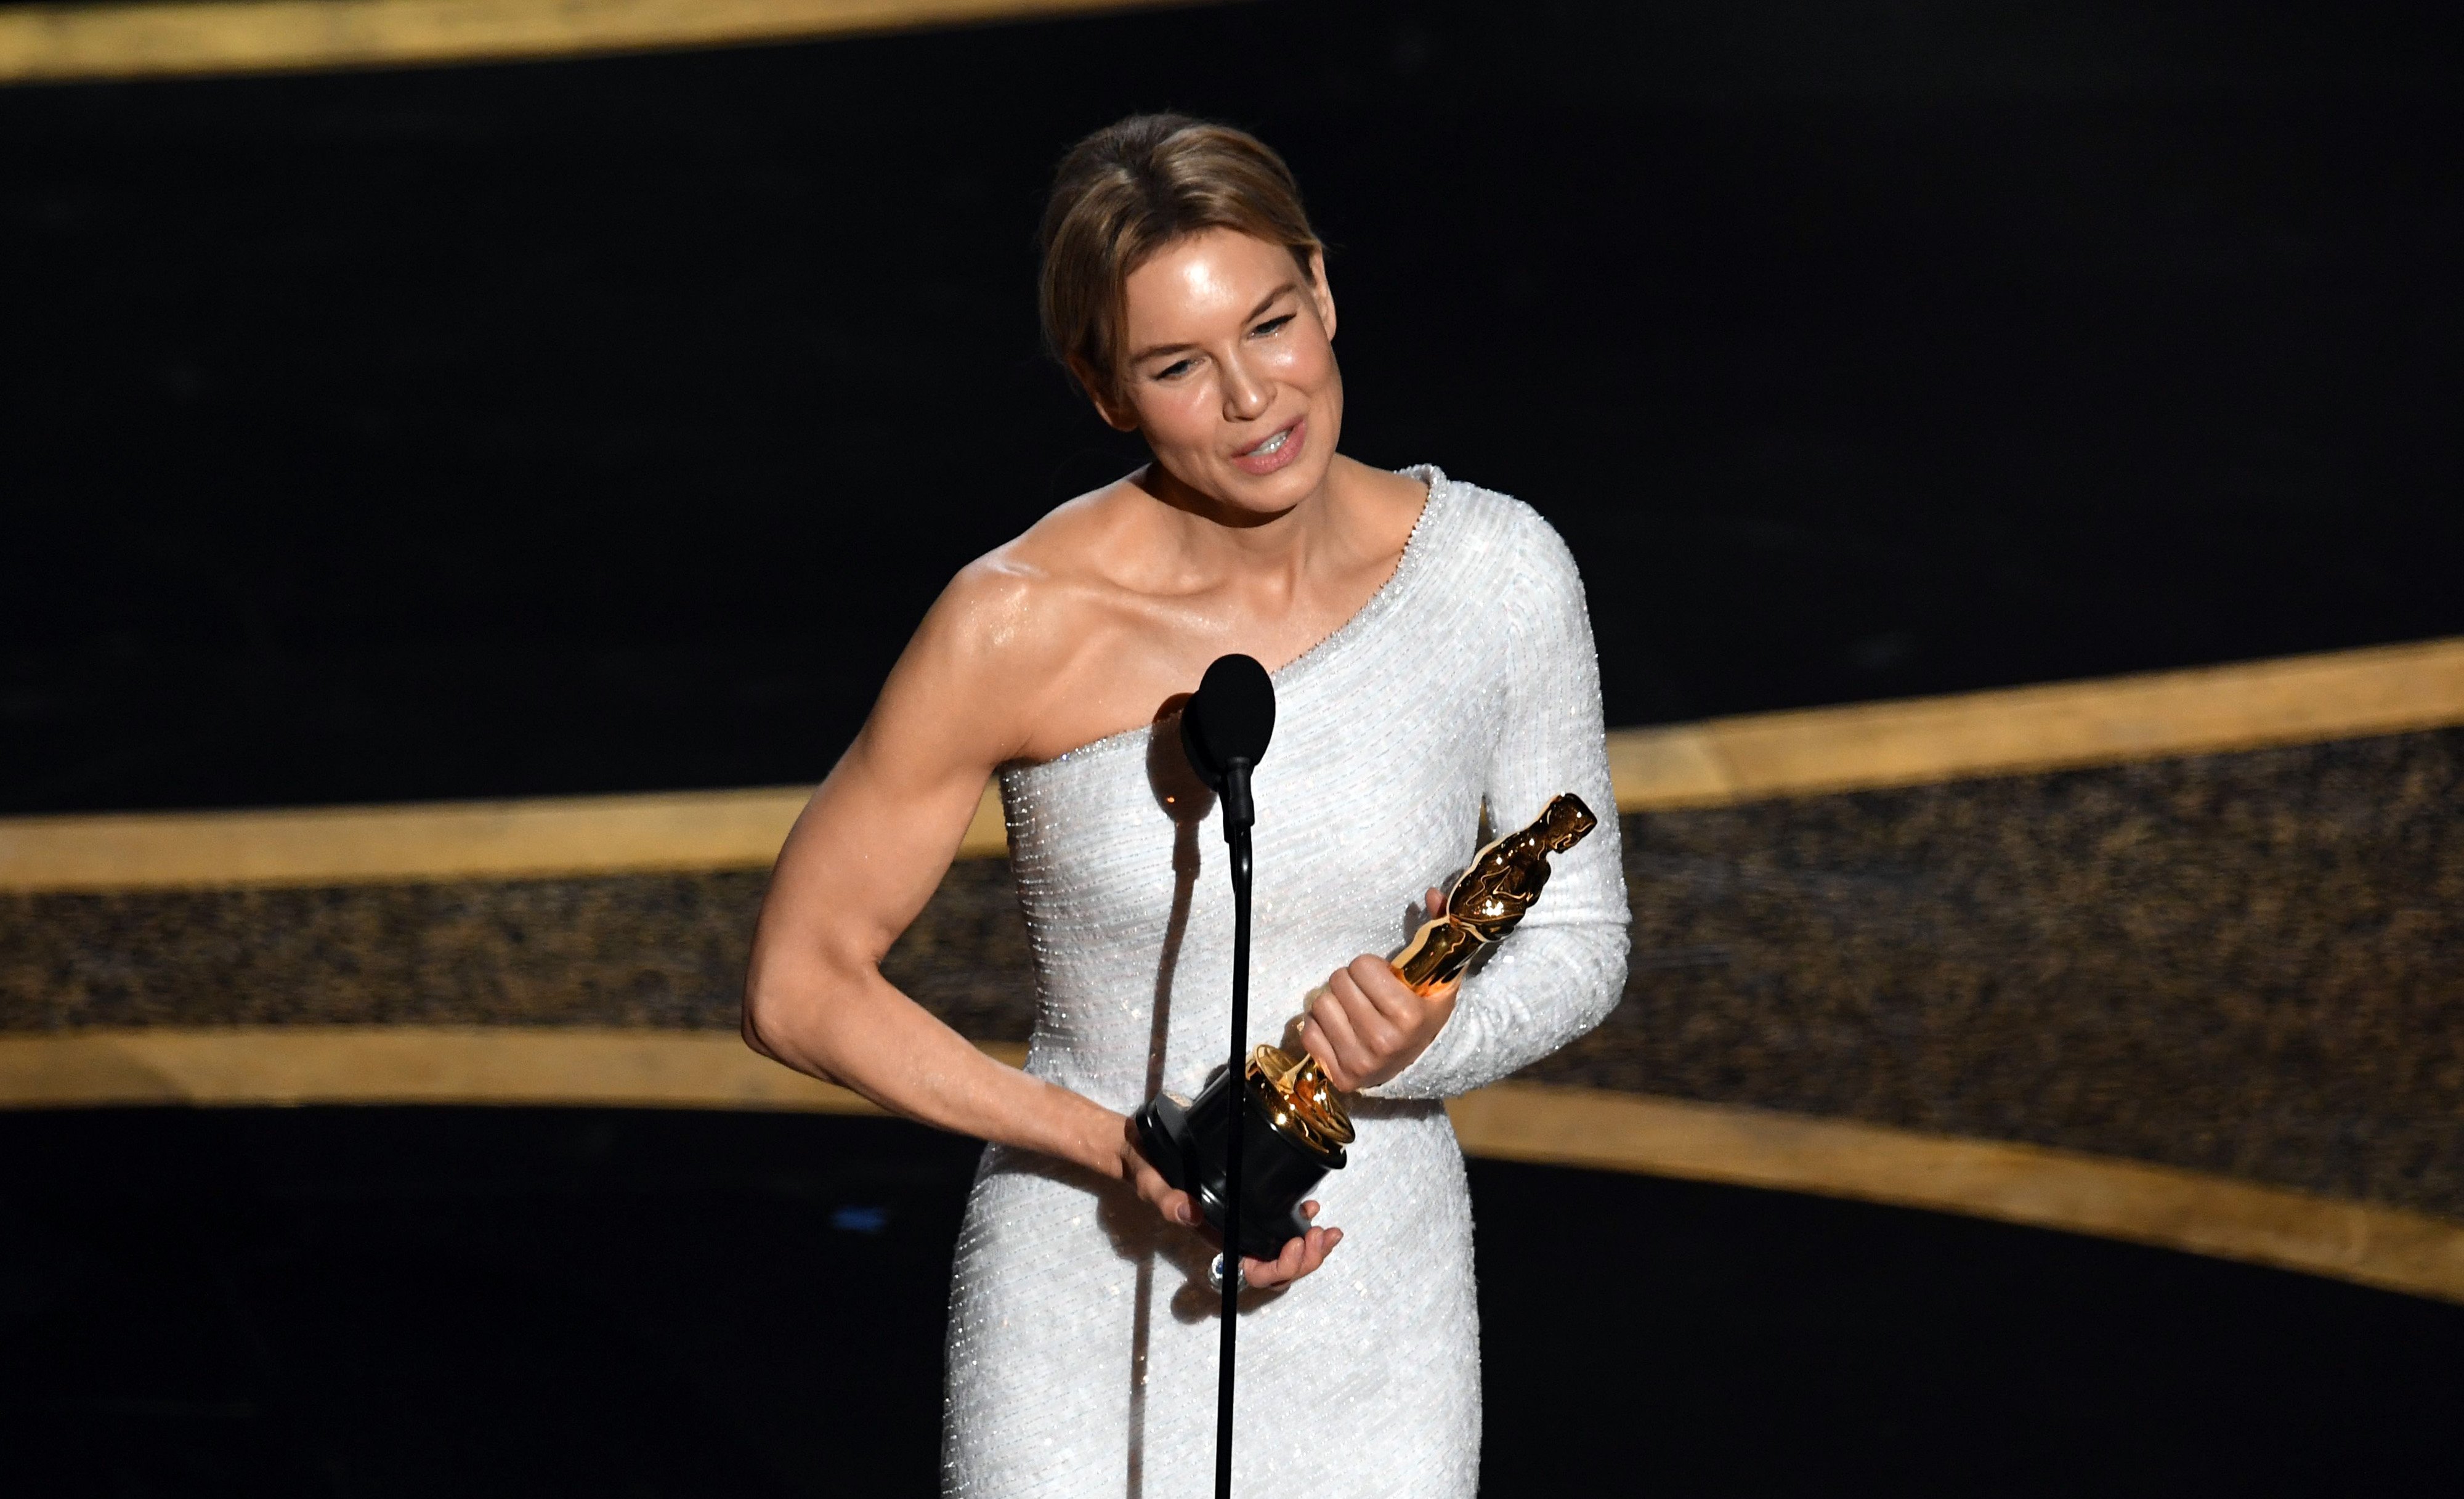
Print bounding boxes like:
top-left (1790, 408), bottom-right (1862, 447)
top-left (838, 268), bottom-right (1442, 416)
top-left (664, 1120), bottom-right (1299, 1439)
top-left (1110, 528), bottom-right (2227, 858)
top-left (885, 481), bottom-right (1150, 763)
top-left (925, 482), bottom-right (1134, 663)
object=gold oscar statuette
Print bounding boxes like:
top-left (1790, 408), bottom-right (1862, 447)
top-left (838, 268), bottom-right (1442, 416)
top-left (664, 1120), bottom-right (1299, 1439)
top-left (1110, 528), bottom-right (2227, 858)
top-left (1134, 792), bottom-right (1600, 1258)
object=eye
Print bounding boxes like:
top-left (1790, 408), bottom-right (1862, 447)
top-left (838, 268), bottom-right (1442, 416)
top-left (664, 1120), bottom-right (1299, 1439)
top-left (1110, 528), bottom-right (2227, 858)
top-left (1154, 357), bottom-right (1198, 381)
top-left (1252, 314), bottom-right (1295, 338)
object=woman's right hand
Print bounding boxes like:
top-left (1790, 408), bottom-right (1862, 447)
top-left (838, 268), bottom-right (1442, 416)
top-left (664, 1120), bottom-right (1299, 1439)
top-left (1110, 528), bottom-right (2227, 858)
top-left (1116, 1115), bottom-right (1343, 1290)
top-left (1117, 1113), bottom-right (1202, 1232)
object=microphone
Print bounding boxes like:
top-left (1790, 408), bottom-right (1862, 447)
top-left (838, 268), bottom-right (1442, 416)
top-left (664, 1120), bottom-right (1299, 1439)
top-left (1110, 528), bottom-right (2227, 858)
top-left (1180, 653), bottom-right (1275, 837)
top-left (1177, 651), bottom-right (1275, 1499)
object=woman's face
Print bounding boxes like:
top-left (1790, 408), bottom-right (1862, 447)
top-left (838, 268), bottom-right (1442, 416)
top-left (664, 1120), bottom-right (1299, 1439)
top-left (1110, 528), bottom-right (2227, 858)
top-left (1099, 229), bottom-right (1341, 518)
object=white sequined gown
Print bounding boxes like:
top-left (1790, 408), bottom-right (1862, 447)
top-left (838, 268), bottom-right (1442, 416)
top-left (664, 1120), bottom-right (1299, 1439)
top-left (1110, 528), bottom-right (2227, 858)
top-left (942, 469), bottom-right (1631, 1498)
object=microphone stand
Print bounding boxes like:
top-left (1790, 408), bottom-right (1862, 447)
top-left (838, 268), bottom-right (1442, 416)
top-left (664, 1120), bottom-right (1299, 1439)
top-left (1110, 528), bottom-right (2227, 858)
top-left (1215, 757), bottom-right (1255, 1499)
top-left (1162, 651), bottom-right (1274, 1499)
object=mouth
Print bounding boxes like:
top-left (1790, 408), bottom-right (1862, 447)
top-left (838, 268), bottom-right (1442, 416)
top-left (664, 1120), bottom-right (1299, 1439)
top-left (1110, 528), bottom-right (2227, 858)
top-left (1231, 418), bottom-right (1306, 476)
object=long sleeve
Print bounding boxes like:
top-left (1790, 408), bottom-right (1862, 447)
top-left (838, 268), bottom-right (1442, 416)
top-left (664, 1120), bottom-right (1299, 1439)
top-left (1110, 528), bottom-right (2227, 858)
top-left (1365, 509), bottom-right (1631, 1100)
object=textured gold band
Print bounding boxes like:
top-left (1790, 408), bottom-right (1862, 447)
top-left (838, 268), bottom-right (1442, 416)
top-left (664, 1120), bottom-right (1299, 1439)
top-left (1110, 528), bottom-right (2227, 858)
top-left (6, 636), bottom-right (2457, 894)
top-left (0, 0), bottom-right (1207, 87)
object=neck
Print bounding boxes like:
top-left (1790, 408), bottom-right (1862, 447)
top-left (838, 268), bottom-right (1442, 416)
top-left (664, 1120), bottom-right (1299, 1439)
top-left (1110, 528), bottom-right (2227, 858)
top-left (1135, 457), bottom-right (1359, 579)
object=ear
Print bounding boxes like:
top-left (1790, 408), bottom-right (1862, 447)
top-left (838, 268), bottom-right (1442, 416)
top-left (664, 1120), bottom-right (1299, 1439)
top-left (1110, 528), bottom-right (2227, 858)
top-left (1306, 249), bottom-right (1337, 341)
top-left (1067, 355), bottom-right (1141, 433)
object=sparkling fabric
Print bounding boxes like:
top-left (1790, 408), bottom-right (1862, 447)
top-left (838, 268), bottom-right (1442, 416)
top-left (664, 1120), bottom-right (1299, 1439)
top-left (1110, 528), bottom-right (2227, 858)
top-left (942, 470), bottom-right (1631, 1497)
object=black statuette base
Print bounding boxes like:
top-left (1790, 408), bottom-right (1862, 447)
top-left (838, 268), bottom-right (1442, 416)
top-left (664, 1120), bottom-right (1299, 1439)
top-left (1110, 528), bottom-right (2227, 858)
top-left (1133, 1068), bottom-right (1339, 1262)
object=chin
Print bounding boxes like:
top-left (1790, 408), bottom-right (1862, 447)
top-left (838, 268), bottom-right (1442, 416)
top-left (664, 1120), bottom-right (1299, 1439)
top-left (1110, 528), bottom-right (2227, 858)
top-left (1220, 449), bottom-right (1337, 514)
top-left (1215, 474), bottom-right (1315, 519)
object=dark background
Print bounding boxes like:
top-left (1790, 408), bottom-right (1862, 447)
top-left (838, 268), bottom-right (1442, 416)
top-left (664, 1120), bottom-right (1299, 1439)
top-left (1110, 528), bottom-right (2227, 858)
top-left (6, 1108), bottom-right (2458, 1497)
top-left (7, 6), bottom-right (2464, 1492)
top-left (5, 0), bottom-right (2460, 814)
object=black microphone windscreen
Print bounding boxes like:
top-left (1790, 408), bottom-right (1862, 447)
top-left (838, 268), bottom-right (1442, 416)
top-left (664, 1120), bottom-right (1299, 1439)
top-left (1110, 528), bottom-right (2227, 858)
top-left (1182, 653), bottom-right (1276, 788)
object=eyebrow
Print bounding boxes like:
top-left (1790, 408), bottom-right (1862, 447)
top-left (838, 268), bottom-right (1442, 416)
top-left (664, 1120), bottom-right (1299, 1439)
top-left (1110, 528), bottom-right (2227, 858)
top-left (1125, 283), bottom-right (1298, 365)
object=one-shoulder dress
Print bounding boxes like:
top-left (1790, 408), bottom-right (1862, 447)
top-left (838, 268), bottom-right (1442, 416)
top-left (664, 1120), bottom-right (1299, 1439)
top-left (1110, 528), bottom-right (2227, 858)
top-left (942, 469), bottom-right (1631, 1498)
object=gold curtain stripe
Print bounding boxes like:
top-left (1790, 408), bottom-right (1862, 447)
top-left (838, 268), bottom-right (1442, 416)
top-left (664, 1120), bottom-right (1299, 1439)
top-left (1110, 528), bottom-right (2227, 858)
top-left (0, 0), bottom-right (1203, 86)
top-left (4, 1025), bottom-right (2456, 1306)
top-left (0, 780), bottom-right (1012, 892)
top-left (0, 784), bottom-right (822, 893)
top-left (0, 1024), bottom-right (1023, 1111)
top-left (4, 636), bottom-right (2459, 892)
top-left (1609, 634), bottom-right (2464, 810)
top-left (1449, 1084), bottom-right (2464, 1308)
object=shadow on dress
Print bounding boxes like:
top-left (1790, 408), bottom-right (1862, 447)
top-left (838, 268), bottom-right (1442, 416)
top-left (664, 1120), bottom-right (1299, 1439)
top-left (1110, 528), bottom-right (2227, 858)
top-left (1121, 698), bottom-right (1208, 1499)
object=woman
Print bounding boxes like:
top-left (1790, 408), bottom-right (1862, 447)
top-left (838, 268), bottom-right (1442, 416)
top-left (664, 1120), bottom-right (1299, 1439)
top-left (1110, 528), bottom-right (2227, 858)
top-left (744, 115), bottom-right (1629, 1497)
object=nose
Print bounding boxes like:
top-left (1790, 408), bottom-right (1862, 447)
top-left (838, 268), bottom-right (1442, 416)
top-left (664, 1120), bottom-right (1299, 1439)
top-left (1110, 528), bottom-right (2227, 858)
top-left (1220, 348), bottom-right (1272, 424)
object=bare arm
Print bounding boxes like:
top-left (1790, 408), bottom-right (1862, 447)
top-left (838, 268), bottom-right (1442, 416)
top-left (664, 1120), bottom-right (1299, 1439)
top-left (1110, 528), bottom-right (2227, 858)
top-left (741, 569), bottom-right (1122, 1174)
top-left (740, 564), bottom-right (1340, 1285)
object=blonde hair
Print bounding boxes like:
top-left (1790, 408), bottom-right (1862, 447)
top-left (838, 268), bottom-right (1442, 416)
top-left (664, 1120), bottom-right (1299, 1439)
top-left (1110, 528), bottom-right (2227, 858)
top-left (1039, 114), bottom-right (1324, 405)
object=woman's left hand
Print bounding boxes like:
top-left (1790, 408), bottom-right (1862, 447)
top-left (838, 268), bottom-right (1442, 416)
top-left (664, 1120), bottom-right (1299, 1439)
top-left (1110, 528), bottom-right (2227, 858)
top-left (1300, 888), bottom-right (1459, 1092)
top-left (1237, 1200), bottom-right (1342, 1290)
